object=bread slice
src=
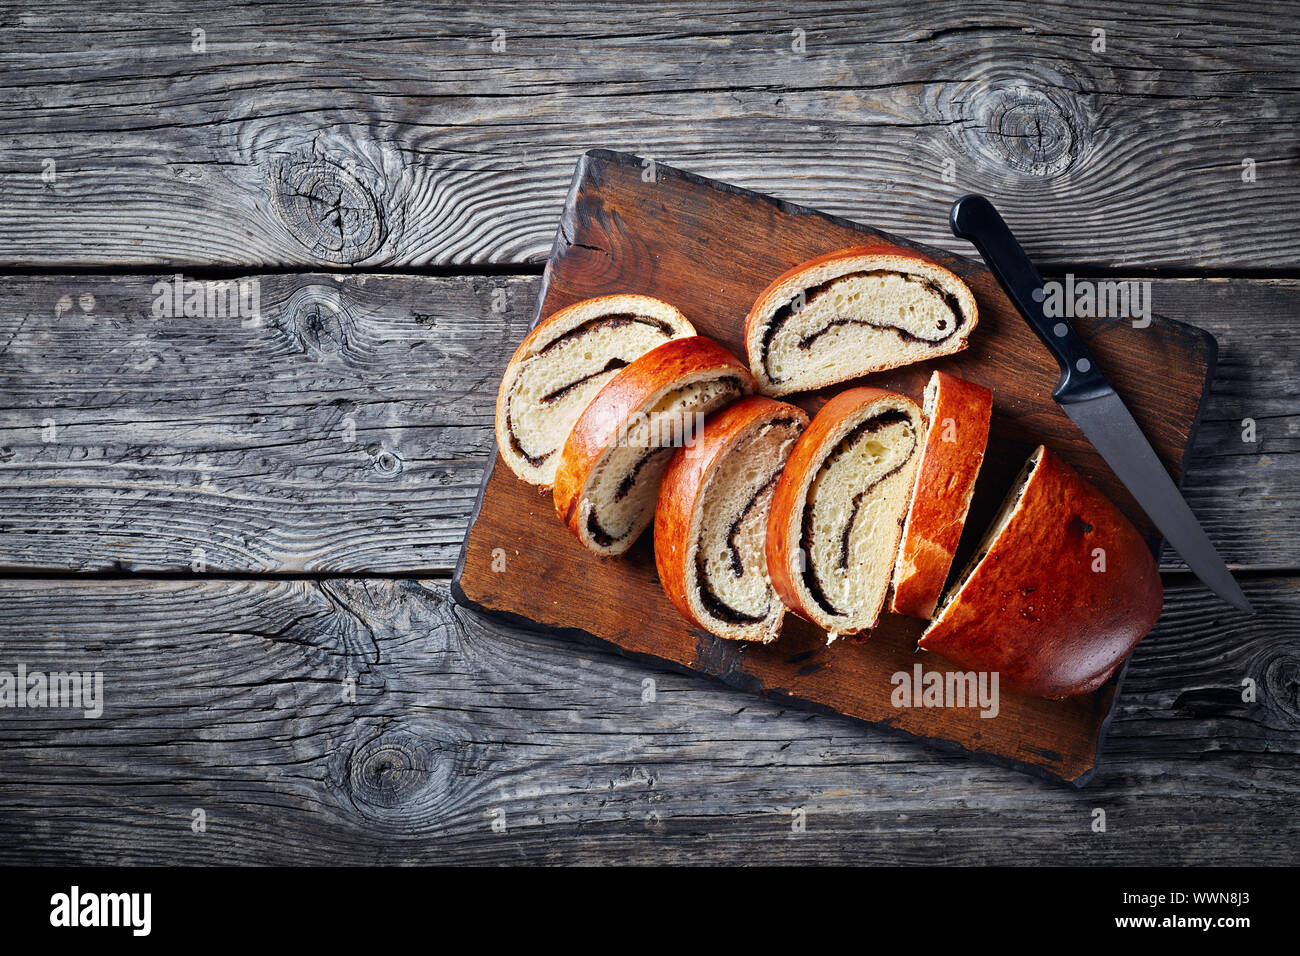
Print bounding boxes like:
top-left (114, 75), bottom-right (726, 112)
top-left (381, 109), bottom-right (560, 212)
top-left (890, 371), bottom-right (994, 619)
top-left (554, 337), bottom-right (755, 557)
top-left (919, 446), bottom-right (1163, 698)
top-left (767, 387), bottom-right (924, 639)
top-left (744, 244), bottom-right (978, 396)
top-left (496, 294), bottom-right (695, 486)
top-left (655, 396), bottom-right (809, 643)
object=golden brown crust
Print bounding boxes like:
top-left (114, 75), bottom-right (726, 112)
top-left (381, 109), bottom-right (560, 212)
top-left (743, 243), bottom-right (979, 396)
top-left (552, 336), bottom-right (755, 548)
top-left (766, 386), bottom-right (920, 634)
top-left (890, 371), bottom-right (994, 619)
top-left (918, 446), bottom-right (1164, 698)
top-left (654, 396), bottom-right (808, 641)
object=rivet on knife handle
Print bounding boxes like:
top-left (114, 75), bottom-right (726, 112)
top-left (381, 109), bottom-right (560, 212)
top-left (950, 194), bottom-right (1111, 405)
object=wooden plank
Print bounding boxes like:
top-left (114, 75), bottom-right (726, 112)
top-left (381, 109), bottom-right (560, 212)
top-left (0, 576), bottom-right (1294, 865)
top-left (457, 150), bottom-right (1216, 784)
top-left (3, 1), bottom-right (1298, 268)
top-left (1, 271), bottom-right (1296, 573)
top-left (1145, 278), bottom-right (1300, 574)
top-left (0, 273), bottom-right (533, 572)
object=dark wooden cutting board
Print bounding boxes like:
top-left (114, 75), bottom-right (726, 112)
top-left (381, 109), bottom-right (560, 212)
top-left (453, 149), bottom-right (1215, 786)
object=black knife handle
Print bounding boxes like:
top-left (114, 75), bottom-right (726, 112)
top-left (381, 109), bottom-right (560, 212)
top-left (949, 194), bottom-right (1111, 404)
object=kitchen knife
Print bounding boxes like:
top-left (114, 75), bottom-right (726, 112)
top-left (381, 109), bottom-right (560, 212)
top-left (949, 193), bottom-right (1252, 613)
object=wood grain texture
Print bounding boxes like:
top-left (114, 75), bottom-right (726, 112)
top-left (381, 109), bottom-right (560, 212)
top-left (3, 1), bottom-right (1298, 269)
top-left (1, 0), bottom-right (1295, 868)
top-left (1143, 278), bottom-right (1300, 574)
top-left (1, 272), bottom-right (1295, 574)
top-left (0, 576), bottom-right (1293, 865)
top-left (456, 150), bottom-right (1218, 784)
top-left (0, 273), bottom-right (533, 572)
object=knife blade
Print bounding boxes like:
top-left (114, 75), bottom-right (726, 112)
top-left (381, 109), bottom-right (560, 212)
top-left (949, 193), bottom-right (1251, 613)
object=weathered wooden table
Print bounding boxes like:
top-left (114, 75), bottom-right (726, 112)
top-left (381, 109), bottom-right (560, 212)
top-left (1, 2), bottom-right (1296, 865)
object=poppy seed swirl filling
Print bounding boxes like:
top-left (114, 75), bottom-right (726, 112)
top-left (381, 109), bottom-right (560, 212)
top-left (691, 416), bottom-right (802, 626)
top-left (760, 270), bottom-right (967, 384)
top-left (582, 374), bottom-right (748, 548)
top-left (506, 313), bottom-right (678, 467)
top-left (799, 408), bottom-right (918, 618)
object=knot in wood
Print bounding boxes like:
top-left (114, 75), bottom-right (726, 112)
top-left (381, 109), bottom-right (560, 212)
top-left (367, 445), bottom-right (403, 477)
top-left (282, 284), bottom-right (354, 361)
top-left (973, 86), bottom-right (1080, 178)
top-left (1262, 647), bottom-right (1300, 723)
top-left (271, 161), bottom-right (385, 264)
top-left (346, 734), bottom-right (443, 820)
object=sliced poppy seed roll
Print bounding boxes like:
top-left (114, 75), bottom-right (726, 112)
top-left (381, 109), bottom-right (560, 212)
top-left (767, 387), bottom-right (924, 639)
top-left (496, 294), bottom-right (695, 486)
top-left (553, 337), bottom-right (756, 557)
top-left (890, 370), bottom-right (993, 620)
top-left (655, 396), bottom-right (809, 643)
top-left (744, 245), bottom-right (978, 396)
